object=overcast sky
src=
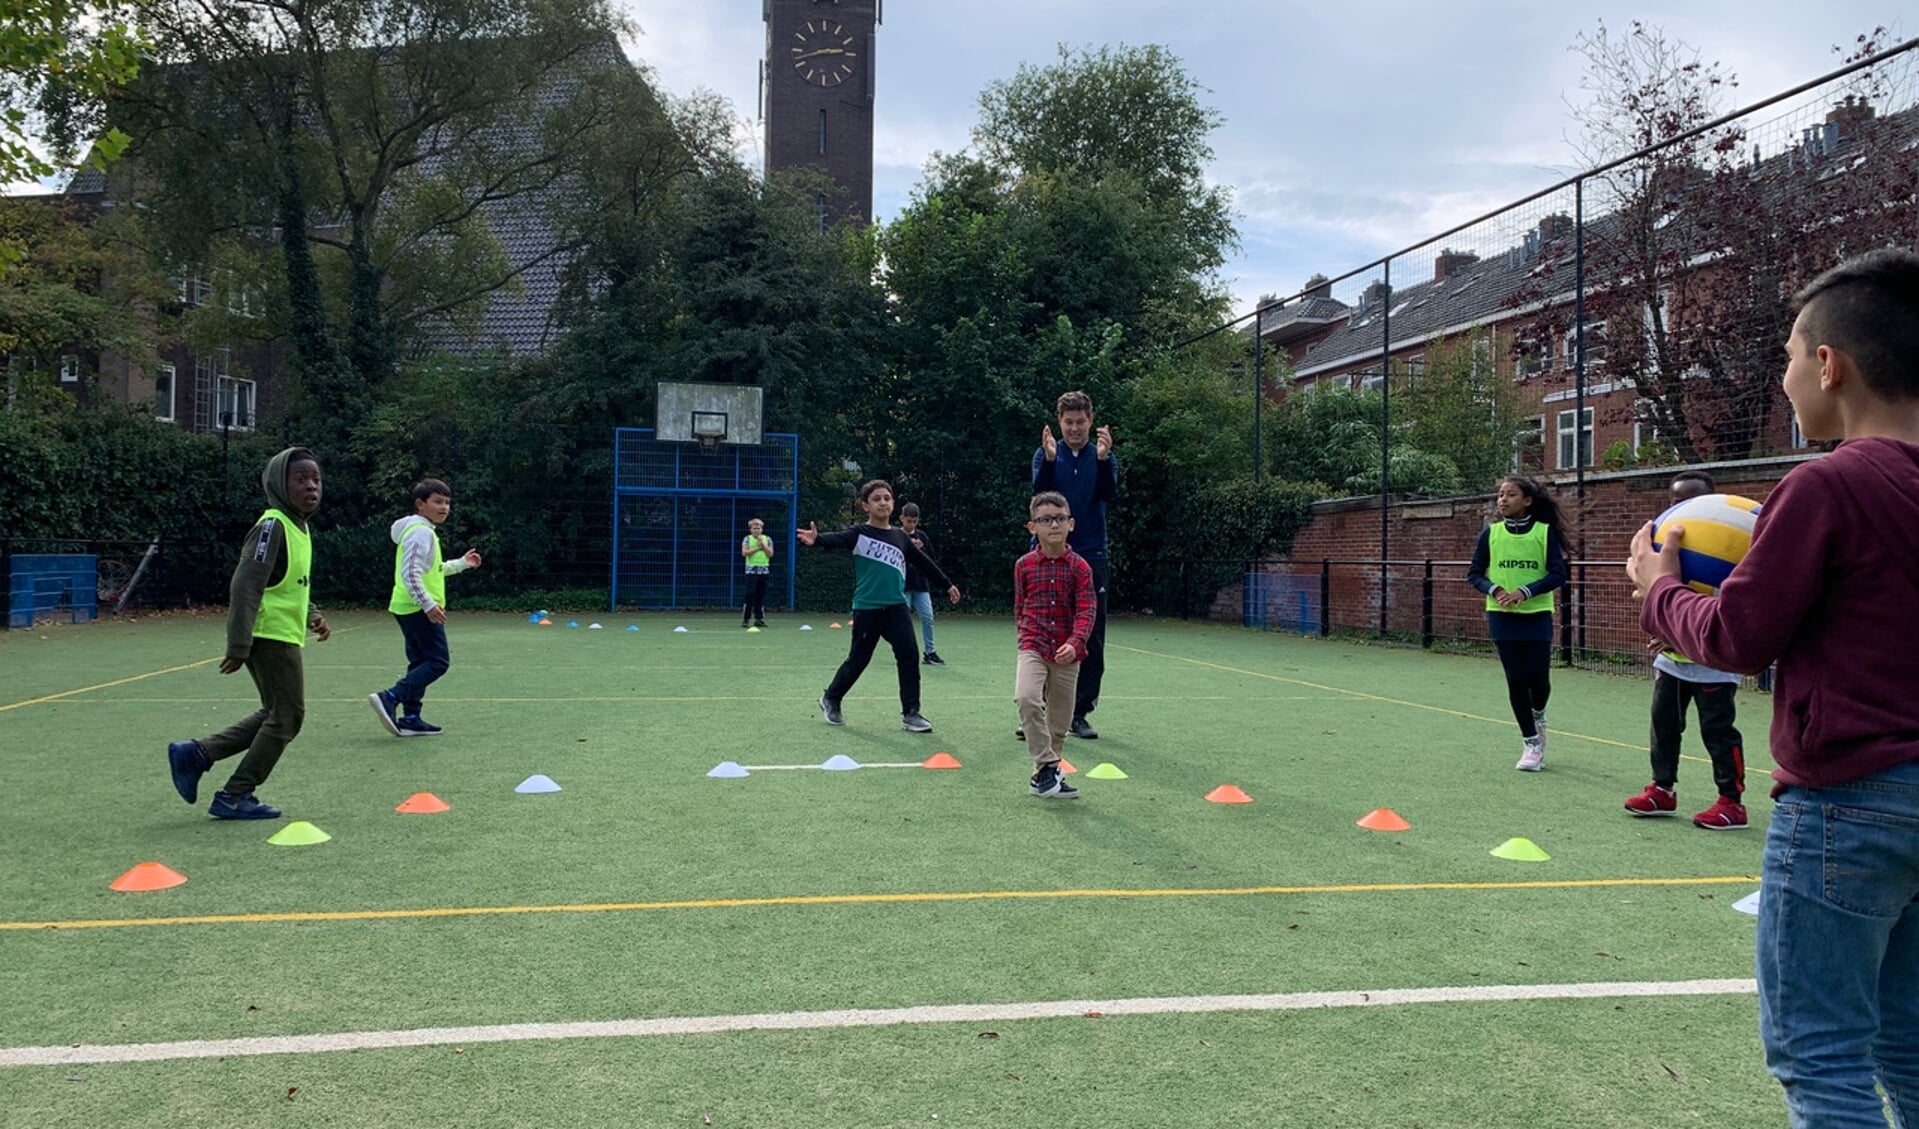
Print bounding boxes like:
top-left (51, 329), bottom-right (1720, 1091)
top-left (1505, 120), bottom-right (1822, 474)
top-left (619, 0), bottom-right (1907, 316)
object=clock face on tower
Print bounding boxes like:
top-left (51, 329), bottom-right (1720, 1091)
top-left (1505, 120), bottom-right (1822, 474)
top-left (789, 19), bottom-right (858, 86)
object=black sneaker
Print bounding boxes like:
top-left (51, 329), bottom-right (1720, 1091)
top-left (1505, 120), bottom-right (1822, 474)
top-left (395, 715), bottom-right (443, 736)
top-left (819, 695), bottom-right (844, 726)
top-left (1015, 727), bottom-right (1025, 741)
top-left (1070, 716), bottom-right (1099, 740)
top-left (167, 740), bottom-right (210, 804)
top-left (901, 712), bottom-right (933, 733)
top-left (1029, 763), bottom-right (1079, 799)
top-left (208, 791), bottom-right (282, 820)
top-left (923, 652), bottom-right (945, 666)
top-left (753, 620), bottom-right (767, 629)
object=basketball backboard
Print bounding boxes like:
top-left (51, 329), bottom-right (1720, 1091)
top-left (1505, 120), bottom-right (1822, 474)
top-left (656, 382), bottom-right (765, 446)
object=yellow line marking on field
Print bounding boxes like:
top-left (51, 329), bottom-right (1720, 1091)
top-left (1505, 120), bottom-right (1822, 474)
top-left (0, 875), bottom-right (1760, 932)
top-left (47, 693), bottom-right (1345, 706)
top-left (0, 659), bottom-right (221, 712)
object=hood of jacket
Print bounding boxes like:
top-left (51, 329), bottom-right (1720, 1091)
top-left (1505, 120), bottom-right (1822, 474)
top-left (260, 446), bottom-right (316, 529)
top-left (391, 514), bottom-right (434, 544)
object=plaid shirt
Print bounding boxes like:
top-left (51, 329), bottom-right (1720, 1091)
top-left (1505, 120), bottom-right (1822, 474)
top-left (1013, 548), bottom-right (1097, 662)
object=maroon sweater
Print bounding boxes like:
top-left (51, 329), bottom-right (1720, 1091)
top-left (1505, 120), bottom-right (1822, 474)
top-left (1641, 437), bottom-right (1919, 793)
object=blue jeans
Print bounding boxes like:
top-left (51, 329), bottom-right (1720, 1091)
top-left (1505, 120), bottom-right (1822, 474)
top-left (906, 589), bottom-right (936, 655)
top-left (387, 611), bottom-right (451, 715)
top-left (1758, 761), bottom-right (1919, 1128)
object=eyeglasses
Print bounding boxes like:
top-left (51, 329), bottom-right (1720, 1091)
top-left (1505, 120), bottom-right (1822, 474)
top-left (1031, 515), bottom-right (1070, 527)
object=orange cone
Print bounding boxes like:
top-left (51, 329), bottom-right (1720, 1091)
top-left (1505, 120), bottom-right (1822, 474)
top-left (922, 752), bottom-right (962, 769)
top-left (829, 622), bottom-right (843, 629)
top-left (1357, 807), bottom-right (1411, 831)
top-left (1205, 784), bottom-right (1253, 804)
top-left (110, 861), bottom-right (187, 892)
top-left (396, 792), bottom-right (450, 814)
top-left (1059, 759), bottom-right (1078, 775)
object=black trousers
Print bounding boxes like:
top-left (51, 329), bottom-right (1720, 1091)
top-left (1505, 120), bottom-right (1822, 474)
top-left (1493, 639), bottom-right (1552, 738)
top-left (824, 603), bottom-right (920, 714)
top-left (1650, 670), bottom-right (1745, 798)
top-left (199, 638), bottom-right (304, 795)
top-left (1075, 557), bottom-right (1109, 718)
top-left (743, 573), bottom-right (769, 624)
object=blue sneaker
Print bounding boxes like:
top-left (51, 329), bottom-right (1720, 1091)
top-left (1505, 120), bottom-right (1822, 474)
top-left (208, 791), bottom-right (281, 820)
top-left (167, 740), bottom-right (210, 804)
top-left (368, 690), bottom-right (402, 737)
top-left (395, 715), bottom-right (443, 737)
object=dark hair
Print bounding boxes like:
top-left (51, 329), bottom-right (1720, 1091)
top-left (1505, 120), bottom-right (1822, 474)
top-left (412, 478), bottom-right (451, 502)
top-left (1670, 470), bottom-right (1715, 493)
top-left (1056, 390), bottom-right (1093, 416)
top-left (857, 479), bottom-right (893, 502)
top-left (1030, 491), bottom-right (1069, 516)
top-left (1499, 475), bottom-right (1567, 542)
top-left (1793, 248), bottom-right (1919, 399)
top-left (899, 502), bottom-right (920, 517)
top-left (286, 447), bottom-right (319, 468)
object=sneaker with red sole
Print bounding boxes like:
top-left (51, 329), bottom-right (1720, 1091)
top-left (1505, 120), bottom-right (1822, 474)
top-left (1693, 796), bottom-right (1749, 830)
top-left (1624, 782), bottom-right (1677, 817)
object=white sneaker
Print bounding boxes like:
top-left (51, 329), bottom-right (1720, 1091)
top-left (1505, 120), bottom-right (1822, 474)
top-left (1516, 740), bottom-right (1545, 772)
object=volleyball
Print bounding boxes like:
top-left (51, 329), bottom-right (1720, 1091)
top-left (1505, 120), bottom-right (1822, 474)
top-left (1652, 493), bottom-right (1762, 594)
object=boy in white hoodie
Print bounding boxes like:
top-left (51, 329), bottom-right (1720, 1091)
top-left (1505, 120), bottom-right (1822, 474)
top-left (369, 479), bottom-right (481, 736)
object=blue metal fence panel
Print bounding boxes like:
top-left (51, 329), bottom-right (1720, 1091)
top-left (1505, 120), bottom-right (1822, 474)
top-left (612, 429), bottom-right (799, 610)
top-left (1243, 572), bottom-right (1320, 635)
top-left (8, 554), bottom-right (98, 627)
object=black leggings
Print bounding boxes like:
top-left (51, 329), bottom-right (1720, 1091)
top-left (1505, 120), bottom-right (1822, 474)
top-left (823, 604), bottom-right (921, 714)
top-left (1494, 639), bottom-right (1552, 738)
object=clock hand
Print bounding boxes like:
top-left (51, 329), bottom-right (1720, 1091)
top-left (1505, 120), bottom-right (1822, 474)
top-left (794, 47), bottom-right (846, 59)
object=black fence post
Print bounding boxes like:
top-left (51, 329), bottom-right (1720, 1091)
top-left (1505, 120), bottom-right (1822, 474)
top-left (1319, 559), bottom-right (1331, 638)
top-left (1421, 559), bottom-right (1434, 649)
top-left (1559, 561), bottom-right (1576, 666)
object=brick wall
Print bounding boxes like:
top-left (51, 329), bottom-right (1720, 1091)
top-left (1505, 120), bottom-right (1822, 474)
top-left (1217, 455), bottom-right (1820, 660)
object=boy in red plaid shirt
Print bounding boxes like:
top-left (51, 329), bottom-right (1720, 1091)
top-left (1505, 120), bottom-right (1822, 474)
top-left (1015, 492), bottom-right (1098, 798)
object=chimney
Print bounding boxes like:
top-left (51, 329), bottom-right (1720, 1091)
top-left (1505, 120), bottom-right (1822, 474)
top-left (1361, 279), bottom-right (1390, 310)
top-left (1303, 273), bottom-right (1332, 300)
top-left (1538, 213), bottom-right (1574, 242)
top-left (1434, 249), bottom-right (1478, 281)
top-left (1826, 94), bottom-right (1875, 138)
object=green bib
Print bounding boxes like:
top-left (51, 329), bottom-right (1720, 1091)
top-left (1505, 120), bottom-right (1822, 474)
top-left (253, 507), bottom-right (312, 645)
top-left (743, 535), bottom-right (772, 569)
top-left (1485, 521), bottom-right (1553, 615)
top-left (389, 518), bottom-right (445, 614)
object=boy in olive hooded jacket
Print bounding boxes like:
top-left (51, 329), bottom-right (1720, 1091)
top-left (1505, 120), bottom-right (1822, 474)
top-left (166, 447), bottom-right (330, 820)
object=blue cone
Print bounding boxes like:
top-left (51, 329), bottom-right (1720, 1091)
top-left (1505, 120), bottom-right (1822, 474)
top-left (707, 761), bottom-right (750, 778)
top-left (821, 754), bottom-right (861, 771)
top-left (515, 774), bottom-right (562, 794)
top-left (626, 625), bottom-right (640, 632)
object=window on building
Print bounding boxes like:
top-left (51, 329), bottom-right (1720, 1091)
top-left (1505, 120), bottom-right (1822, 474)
top-left (818, 109), bottom-right (827, 155)
top-left (1790, 416), bottom-right (1812, 450)
top-left (178, 275), bottom-right (213, 307)
top-left (1561, 322), bottom-right (1609, 368)
top-left (217, 375), bottom-right (256, 430)
top-left (1515, 415), bottom-right (1545, 471)
top-left (1357, 368), bottom-right (1384, 392)
top-left (1556, 407), bottom-right (1594, 469)
top-left (59, 354), bottom-right (80, 383)
top-left (1403, 354), bottom-right (1426, 381)
top-left (154, 363), bottom-right (176, 421)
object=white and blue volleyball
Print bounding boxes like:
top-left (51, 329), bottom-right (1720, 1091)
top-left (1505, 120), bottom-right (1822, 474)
top-left (1652, 493), bottom-right (1763, 595)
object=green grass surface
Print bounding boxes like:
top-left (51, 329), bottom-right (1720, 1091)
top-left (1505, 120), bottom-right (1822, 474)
top-left (0, 611), bottom-right (1782, 1126)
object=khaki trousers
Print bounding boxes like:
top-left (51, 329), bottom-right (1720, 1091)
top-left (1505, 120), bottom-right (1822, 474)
top-left (1015, 649), bottom-right (1080, 767)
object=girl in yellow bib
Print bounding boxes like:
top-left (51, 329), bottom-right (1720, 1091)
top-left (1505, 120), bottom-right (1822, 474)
top-left (1466, 476), bottom-right (1569, 771)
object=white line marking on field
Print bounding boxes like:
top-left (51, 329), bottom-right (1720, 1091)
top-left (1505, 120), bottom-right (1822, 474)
top-left (0, 979), bottom-right (1755, 1067)
top-left (742, 762), bottom-right (925, 771)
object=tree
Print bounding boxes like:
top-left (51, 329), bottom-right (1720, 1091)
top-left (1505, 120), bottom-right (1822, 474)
top-left (113, 0), bottom-right (649, 454)
top-left (0, 0), bottom-right (144, 272)
top-left (1399, 334), bottom-right (1528, 491)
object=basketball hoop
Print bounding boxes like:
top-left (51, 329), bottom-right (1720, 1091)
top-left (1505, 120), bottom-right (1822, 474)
top-left (691, 410), bottom-right (727, 451)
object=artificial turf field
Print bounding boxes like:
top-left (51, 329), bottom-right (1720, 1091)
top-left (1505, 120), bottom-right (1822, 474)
top-left (0, 610), bottom-right (1787, 1127)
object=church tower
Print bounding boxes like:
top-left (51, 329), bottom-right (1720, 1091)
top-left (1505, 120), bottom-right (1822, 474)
top-left (762, 0), bottom-right (879, 226)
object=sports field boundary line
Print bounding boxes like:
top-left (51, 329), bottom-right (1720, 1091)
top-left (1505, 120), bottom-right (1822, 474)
top-left (0, 977), bottom-right (1757, 1067)
top-left (1113, 642), bottom-right (1747, 769)
top-left (0, 625), bottom-right (372, 713)
top-left (0, 874), bottom-right (1760, 932)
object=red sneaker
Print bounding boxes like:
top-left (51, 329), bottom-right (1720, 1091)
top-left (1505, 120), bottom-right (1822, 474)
top-left (1624, 782), bottom-right (1677, 817)
top-left (1693, 796), bottom-right (1749, 830)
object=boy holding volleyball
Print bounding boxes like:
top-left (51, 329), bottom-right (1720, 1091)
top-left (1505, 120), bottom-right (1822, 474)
top-left (1629, 248), bottom-right (1919, 1128)
top-left (1624, 470), bottom-right (1746, 828)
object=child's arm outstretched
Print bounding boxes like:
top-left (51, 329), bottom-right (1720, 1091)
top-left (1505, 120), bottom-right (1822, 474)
top-left (799, 523), bottom-right (857, 550)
